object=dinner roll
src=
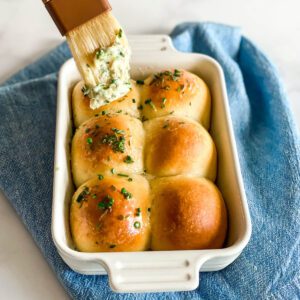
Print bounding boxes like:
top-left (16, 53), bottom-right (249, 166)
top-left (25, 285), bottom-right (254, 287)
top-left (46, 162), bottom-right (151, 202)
top-left (70, 175), bottom-right (151, 252)
top-left (144, 116), bottom-right (216, 180)
top-left (72, 80), bottom-right (140, 127)
top-left (72, 114), bottom-right (144, 187)
top-left (139, 69), bottom-right (211, 129)
top-left (150, 176), bottom-right (227, 250)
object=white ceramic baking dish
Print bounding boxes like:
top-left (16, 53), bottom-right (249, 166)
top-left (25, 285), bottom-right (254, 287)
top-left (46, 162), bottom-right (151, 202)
top-left (52, 35), bottom-right (252, 293)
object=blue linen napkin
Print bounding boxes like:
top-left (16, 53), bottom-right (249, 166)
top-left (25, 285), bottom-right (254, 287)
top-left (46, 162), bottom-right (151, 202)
top-left (0, 22), bottom-right (299, 299)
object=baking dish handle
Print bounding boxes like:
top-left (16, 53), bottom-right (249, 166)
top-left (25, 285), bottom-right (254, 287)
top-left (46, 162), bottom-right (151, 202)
top-left (100, 252), bottom-right (211, 293)
top-left (128, 35), bottom-right (178, 54)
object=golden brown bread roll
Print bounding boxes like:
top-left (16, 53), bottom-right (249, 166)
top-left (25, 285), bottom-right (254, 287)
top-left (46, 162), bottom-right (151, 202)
top-left (72, 80), bottom-right (140, 127)
top-left (150, 176), bottom-right (227, 250)
top-left (72, 114), bottom-right (144, 187)
top-left (70, 175), bottom-right (151, 252)
top-left (144, 116), bottom-right (217, 180)
top-left (139, 69), bottom-right (211, 129)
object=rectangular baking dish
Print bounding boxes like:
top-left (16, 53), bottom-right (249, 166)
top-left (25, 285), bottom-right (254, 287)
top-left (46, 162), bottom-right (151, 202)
top-left (52, 35), bottom-right (252, 293)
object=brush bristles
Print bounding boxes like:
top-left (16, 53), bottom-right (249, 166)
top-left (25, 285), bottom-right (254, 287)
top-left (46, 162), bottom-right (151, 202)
top-left (66, 11), bottom-right (126, 86)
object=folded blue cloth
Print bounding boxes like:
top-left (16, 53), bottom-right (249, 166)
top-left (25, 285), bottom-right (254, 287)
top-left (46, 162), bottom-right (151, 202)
top-left (0, 22), bottom-right (299, 299)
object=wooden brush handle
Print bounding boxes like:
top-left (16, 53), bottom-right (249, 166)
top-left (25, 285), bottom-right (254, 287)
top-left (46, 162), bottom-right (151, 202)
top-left (43, 0), bottom-right (111, 35)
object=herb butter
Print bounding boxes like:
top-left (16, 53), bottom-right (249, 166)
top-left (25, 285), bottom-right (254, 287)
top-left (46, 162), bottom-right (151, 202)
top-left (83, 30), bottom-right (131, 110)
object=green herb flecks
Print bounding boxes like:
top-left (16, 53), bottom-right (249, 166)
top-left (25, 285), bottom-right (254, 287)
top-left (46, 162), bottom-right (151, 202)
top-left (76, 186), bottom-right (90, 204)
top-left (111, 128), bottom-right (125, 135)
top-left (81, 85), bottom-right (90, 96)
top-left (134, 221), bottom-right (141, 229)
top-left (124, 155), bottom-right (134, 164)
top-left (121, 187), bottom-right (132, 199)
top-left (145, 99), bottom-right (156, 111)
top-left (161, 97), bottom-right (167, 108)
top-left (136, 207), bottom-right (141, 217)
top-left (87, 137), bottom-right (93, 145)
top-left (117, 173), bottom-right (129, 177)
top-left (102, 128), bottom-right (126, 153)
top-left (136, 80), bottom-right (144, 85)
top-left (118, 29), bottom-right (123, 38)
top-left (98, 195), bottom-right (114, 210)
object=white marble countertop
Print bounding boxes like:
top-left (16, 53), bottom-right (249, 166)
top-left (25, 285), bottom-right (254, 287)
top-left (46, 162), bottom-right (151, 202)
top-left (0, 0), bottom-right (299, 299)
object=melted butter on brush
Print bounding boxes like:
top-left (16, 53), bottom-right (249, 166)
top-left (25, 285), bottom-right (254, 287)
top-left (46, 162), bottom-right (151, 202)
top-left (82, 30), bottom-right (131, 109)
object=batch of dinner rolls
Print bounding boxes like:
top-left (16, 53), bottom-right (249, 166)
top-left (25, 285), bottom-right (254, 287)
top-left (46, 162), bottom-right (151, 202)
top-left (70, 69), bottom-right (227, 252)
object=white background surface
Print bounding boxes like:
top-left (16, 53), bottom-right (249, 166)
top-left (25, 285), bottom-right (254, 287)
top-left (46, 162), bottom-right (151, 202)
top-left (0, 0), bottom-right (299, 299)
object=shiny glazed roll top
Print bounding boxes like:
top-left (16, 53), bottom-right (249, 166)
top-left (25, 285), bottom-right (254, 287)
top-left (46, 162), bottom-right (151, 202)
top-left (70, 175), bottom-right (151, 252)
top-left (150, 176), bottom-right (227, 250)
top-left (144, 116), bottom-right (216, 180)
top-left (72, 114), bottom-right (144, 187)
top-left (139, 69), bottom-right (211, 129)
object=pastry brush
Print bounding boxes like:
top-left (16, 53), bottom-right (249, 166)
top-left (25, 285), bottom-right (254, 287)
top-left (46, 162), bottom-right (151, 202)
top-left (43, 0), bottom-right (128, 87)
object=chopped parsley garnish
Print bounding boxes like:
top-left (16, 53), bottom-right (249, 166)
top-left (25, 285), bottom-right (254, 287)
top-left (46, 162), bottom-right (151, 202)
top-left (136, 80), bottom-right (144, 85)
top-left (137, 104), bottom-right (143, 110)
top-left (76, 186), bottom-right (89, 204)
top-left (98, 195), bottom-right (114, 210)
top-left (95, 49), bottom-right (104, 59)
top-left (111, 168), bottom-right (116, 174)
top-left (98, 174), bottom-right (104, 180)
top-left (161, 97), bottom-right (167, 108)
top-left (117, 173), bottom-right (129, 177)
top-left (174, 69), bottom-right (181, 77)
top-left (145, 99), bottom-right (156, 110)
top-left (118, 29), bottom-right (123, 38)
top-left (102, 128), bottom-right (126, 153)
top-left (81, 85), bottom-right (90, 96)
top-left (124, 155), bottom-right (134, 164)
top-left (121, 187), bottom-right (132, 199)
top-left (101, 111), bottom-right (107, 115)
top-left (134, 221), bottom-right (141, 229)
top-left (87, 137), bottom-right (93, 144)
top-left (92, 194), bottom-right (97, 199)
top-left (136, 207), bottom-right (141, 216)
top-left (132, 99), bottom-right (136, 103)
top-left (85, 128), bottom-right (91, 133)
top-left (111, 128), bottom-right (125, 135)
top-left (128, 177), bottom-right (133, 182)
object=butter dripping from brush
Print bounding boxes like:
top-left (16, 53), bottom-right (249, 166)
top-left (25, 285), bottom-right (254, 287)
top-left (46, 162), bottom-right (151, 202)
top-left (82, 29), bottom-right (131, 110)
